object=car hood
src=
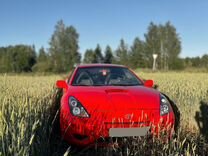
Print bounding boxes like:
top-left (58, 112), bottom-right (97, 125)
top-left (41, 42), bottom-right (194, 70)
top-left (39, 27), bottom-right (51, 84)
top-left (67, 86), bottom-right (160, 112)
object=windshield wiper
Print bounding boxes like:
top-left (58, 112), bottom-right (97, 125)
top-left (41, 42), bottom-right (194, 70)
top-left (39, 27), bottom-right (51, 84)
top-left (92, 84), bottom-right (105, 86)
top-left (72, 84), bottom-right (92, 86)
top-left (108, 83), bottom-right (140, 86)
top-left (72, 84), bottom-right (140, 86)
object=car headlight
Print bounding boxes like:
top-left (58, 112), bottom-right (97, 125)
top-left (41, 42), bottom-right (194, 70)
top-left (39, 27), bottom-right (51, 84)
top-left (69, 96), bottom-right (90, 118)
top-left (160, 94), bottom-right (171, 116)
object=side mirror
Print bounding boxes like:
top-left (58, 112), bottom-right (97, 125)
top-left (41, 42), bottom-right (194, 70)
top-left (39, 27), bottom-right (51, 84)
top-left (56, 80), bottom-right (68, 91)
top-left (144, 80), bottom-right (154, 88)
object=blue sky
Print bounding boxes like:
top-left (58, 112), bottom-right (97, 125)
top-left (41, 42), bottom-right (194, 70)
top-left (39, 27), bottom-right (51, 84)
top-left (0, 0), bottom-right (208, 57)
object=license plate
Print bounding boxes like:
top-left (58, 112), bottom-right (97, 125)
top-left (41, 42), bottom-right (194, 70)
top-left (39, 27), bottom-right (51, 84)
top-left (109, 127), bottom-right (150, 137)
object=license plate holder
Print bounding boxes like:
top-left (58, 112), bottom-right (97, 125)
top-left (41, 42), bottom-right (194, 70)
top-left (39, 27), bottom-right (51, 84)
top-left (109, 127), bottom-right (150, 137)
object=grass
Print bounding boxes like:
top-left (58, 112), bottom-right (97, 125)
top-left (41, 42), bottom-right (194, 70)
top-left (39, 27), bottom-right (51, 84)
top-left (0, 72), bottom-right (208, 155)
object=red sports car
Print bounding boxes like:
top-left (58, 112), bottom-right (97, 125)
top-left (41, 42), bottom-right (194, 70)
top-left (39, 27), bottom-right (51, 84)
top-left (56, 64), bottom-right (180, 146)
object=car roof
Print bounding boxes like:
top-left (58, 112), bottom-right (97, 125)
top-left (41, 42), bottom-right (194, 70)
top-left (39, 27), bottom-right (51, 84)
top-left (76, 63), bottom-right (127, 68)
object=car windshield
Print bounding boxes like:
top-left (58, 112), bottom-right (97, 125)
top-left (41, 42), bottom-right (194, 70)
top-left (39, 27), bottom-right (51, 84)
top-left (72, 66), bottom-right (143, 86)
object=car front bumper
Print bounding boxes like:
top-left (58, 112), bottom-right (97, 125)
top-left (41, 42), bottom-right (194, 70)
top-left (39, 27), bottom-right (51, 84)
top-left (60, 111), bottom-right (175, 146)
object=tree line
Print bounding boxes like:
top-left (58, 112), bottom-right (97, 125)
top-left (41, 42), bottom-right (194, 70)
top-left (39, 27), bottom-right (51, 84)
top-left (0, 20), bottom-right (207, 73)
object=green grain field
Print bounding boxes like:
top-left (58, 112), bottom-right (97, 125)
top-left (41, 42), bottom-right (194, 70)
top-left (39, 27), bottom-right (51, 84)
top-left (0, 72), bottom-right (208, 156)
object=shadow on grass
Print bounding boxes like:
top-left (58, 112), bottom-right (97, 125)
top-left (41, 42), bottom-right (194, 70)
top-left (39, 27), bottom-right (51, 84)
top-left (26, 88), bottom-right (70, 156)
top-left (195, 100), bottom-right (208, 141)
top-left (48, 88), bottom-right (71, 156)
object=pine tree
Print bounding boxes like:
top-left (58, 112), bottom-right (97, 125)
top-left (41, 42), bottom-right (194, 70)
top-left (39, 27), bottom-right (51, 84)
top-left (129, 37), bottom-right (146, 69)
top-left (93, 44), bottom-right (103, 63)
top-left (115, 39), bottom-right (129, 65)
top-left (83, 49), bottom-right (95, 63)
top-left (104, 45), bottom-right (114, 63)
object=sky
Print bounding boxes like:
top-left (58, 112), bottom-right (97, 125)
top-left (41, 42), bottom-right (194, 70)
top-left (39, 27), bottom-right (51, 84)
top-left (0, 0), bottom-right (208, 58)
